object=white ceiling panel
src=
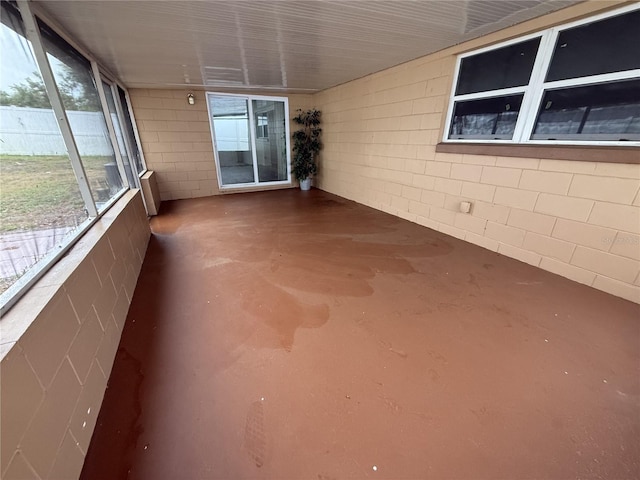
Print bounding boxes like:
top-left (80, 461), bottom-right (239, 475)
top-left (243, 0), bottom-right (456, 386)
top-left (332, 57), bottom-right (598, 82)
top-left (34, 0), bottom-right (582, 92)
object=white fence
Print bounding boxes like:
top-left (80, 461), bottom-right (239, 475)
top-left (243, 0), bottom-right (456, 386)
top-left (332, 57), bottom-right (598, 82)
top-left (0, 106), bottom-right (122, 156)
top-left (213, 116), bottom-right (250, 151)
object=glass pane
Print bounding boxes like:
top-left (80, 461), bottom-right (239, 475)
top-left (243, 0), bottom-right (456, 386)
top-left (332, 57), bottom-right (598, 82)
top-left (252, 99), bottom-right (287, 183)
top-left (117, 86), bottom-right (144, 174)
top-left (532, 79), bottom-right (640, 141)
top-left (546, 10), bottom-right (640, 82)
top-left (38, 21), bottom-right (124, 210)
top-left (209, 95), bottom-right (255, 186)
top-left (449, 95), bottom-right (523, 139)
top-left (0, 2), bottom-right (88, 295)
top-left (456, 38), bottom-right (540, 95)
top-left (103, 81), bottom-right (135, 186)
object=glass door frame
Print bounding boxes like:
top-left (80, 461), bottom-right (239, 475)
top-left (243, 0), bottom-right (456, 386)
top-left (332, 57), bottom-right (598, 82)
top-left (206, 92), bottom-right (292, 190)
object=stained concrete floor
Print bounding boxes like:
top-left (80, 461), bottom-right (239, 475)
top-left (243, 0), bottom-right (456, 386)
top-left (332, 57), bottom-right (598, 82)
top-left (81, 189), bottom-right (640, 480)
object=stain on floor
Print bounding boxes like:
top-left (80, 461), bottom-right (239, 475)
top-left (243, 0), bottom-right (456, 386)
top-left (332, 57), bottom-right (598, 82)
top-left (81, 189), bottom-right (640, 480)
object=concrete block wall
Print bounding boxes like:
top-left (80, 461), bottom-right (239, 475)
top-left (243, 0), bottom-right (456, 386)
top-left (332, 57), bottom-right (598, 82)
top-left (129, 88), bottom-right (314, 201)
top-left (1, 191), bottom-right (151, 480)
top-left (314, 1), bottom-right (640, 303)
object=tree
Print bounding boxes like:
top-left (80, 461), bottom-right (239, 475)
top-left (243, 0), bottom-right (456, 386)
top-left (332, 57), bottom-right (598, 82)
top-left (0, 75), bottom-right (50, 108)
top-left (0, 66), bottom-right (101, 111)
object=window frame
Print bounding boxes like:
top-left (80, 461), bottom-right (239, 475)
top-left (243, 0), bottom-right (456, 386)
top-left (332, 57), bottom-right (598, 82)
top-left (0, 0), bottom-right (141, 315)
top-left (101, 74), bottom-right (144, 189)
top-left (94, 70), bottom-right (131, 191)
top-left (442, 4), bottom-right (640, 148)
top-left (206, 91), bottom-right (292, 190)
top-left (115, 83), bottom-right (148, 178)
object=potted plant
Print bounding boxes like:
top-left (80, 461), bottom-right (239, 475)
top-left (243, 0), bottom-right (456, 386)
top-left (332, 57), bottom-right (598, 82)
top-left (291, 108), bottom-right (322, 190)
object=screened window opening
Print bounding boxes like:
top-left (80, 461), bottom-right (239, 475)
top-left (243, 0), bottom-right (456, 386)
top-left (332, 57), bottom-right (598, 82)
top-left (102, 79), bottom-right (136, 187)
top-left (38, 20), bottom-right (124, 209)
top-left (117, 86), bottom-right (145, 175)
top-left (0, 1), bottom-right (88, 297)
top-left (445, 5), bottom-right (640, 146)
top-left (0, 1), bottom-right (138, 313)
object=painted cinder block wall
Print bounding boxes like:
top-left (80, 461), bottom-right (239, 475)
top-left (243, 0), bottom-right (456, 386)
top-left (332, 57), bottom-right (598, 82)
top-left (313, 1), bottom-right (640, 303)
top-left (129, 88), bottom-right (314, 201)
top-left (0, 191), bottom-right (151, 480)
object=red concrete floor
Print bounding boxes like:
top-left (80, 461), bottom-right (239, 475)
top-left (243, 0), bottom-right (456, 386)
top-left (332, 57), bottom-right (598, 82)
top-left (81, 189), bottom-right (640, 480)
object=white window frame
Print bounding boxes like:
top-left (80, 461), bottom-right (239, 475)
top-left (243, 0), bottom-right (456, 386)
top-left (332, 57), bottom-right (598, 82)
top-left (116, 83), bottom-right (148, 178)
top-left (206, 92), bottom-right (292, 190)
top-left (94, 69), bottom-right (131, 191)
top-left (101, 75), bottom-right (146, 190)
top-left (443, 3), bottom-right (640, 147)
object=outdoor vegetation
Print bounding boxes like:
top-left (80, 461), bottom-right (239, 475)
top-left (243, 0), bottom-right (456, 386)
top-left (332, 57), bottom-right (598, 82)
top-left (0, 71), bottom-right (101, 111)
top-left (0, 155), bottom-right (117, 232)
top-left (0, 154), bottom-right (115, 294)
top-left (0, 8), bottom-right (128, 300)
top-left (0, 65), bottom-right (115, 233)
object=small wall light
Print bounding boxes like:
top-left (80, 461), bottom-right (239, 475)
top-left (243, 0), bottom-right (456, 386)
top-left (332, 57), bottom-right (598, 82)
top-left (187, 93), bottom-right (195, 105)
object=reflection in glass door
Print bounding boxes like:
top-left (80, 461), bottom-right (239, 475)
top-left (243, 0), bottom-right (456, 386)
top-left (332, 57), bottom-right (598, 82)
top-left (207, 94), bottom-right (290, 188)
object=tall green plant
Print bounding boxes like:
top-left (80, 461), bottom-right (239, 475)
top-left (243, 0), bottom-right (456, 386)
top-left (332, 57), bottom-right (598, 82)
top-left (291, 108), bottom-right (322, 181)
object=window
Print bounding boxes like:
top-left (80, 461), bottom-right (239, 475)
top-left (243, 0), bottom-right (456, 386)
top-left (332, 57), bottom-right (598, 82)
top-left (117, 86), bottom-right (146, 176)
top-left (444, 5), bottom-right (640, 146)
top-left (102, 79), bottom-right (136, 187)
top-left (256, 114), bottom-right (269, 138)
top-left (0, 1), bottom-right (138, 314)
top-left (38, 20), bottom-right (125, 210)
top-left (0, 1), bottom-right (88, 297)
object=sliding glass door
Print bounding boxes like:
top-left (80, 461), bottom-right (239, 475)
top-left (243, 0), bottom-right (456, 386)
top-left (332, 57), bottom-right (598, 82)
top-left (207, 93), bottom-right (290, 188)
top-left (253, 99), bottom-right (288, 183)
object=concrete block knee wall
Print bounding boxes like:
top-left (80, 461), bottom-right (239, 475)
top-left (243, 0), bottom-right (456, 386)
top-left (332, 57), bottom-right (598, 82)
top-left (1, 190), bottom-right (151, 480)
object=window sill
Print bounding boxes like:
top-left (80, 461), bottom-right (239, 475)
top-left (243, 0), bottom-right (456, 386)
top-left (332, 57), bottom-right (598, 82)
top-left (435, 143), bottom-right (639, 164)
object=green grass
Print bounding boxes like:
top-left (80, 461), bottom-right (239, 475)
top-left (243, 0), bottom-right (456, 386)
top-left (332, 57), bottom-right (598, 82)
top-left (0, 154), bottom-right (115, 232)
